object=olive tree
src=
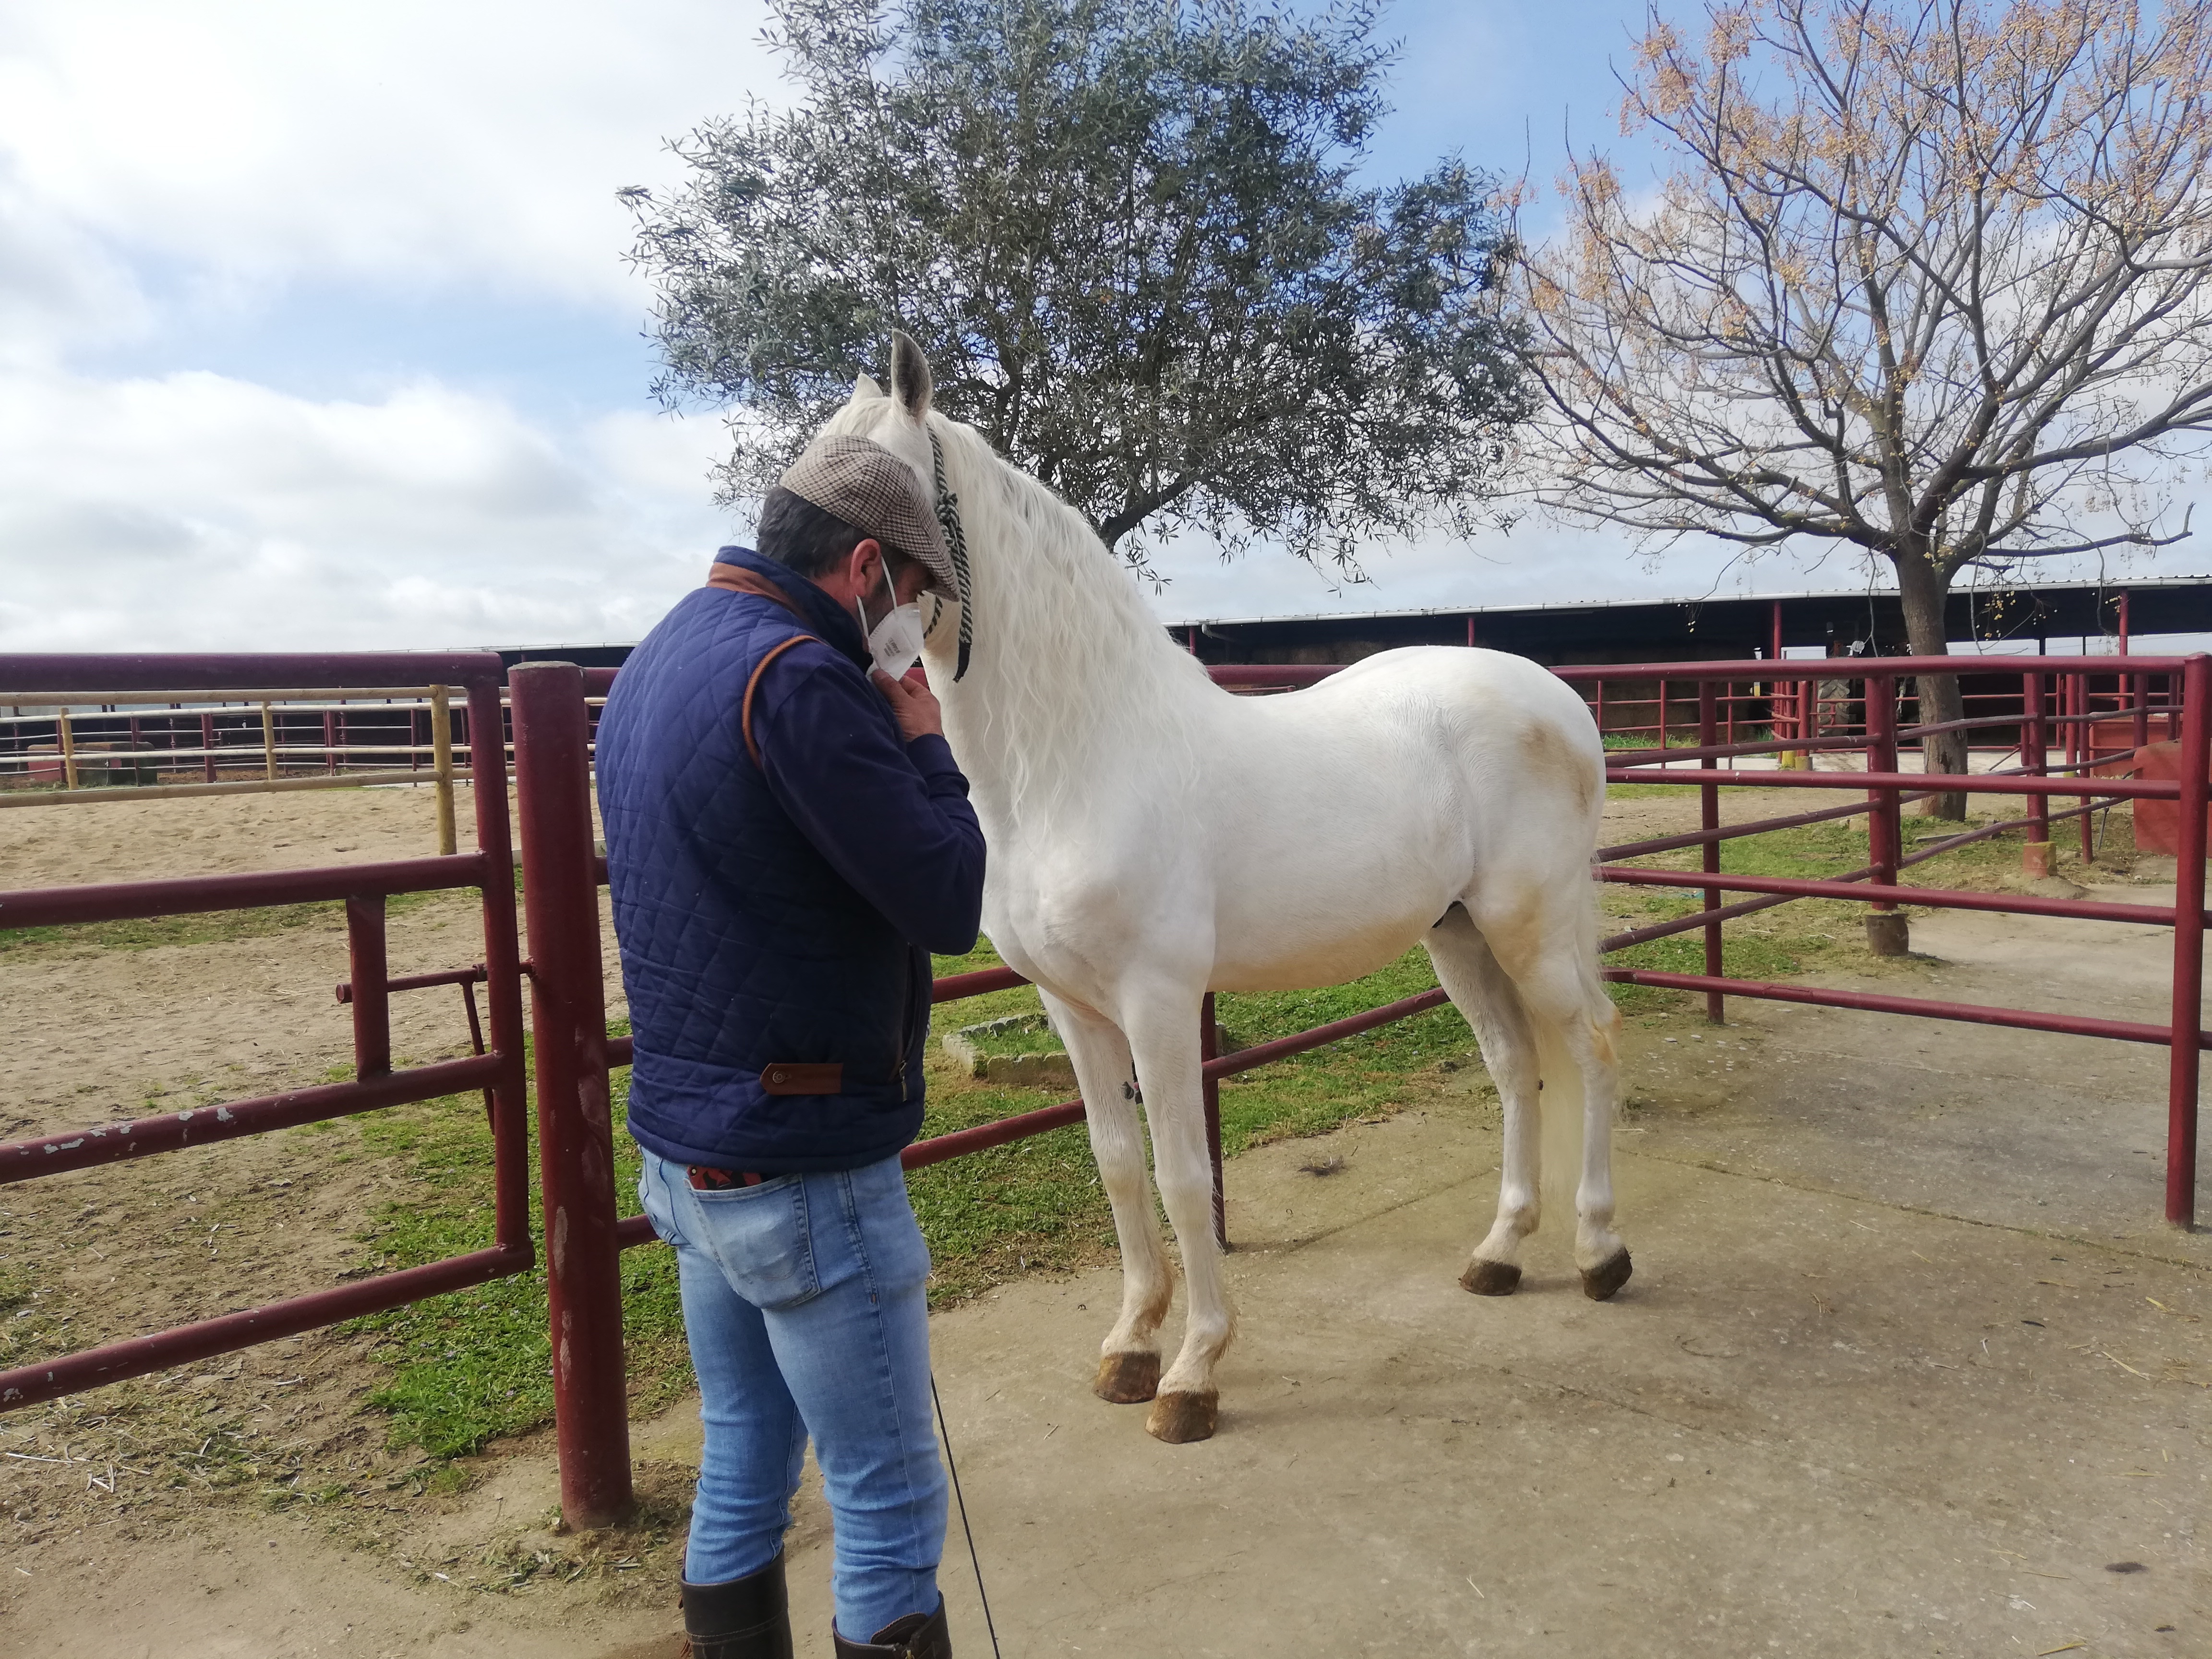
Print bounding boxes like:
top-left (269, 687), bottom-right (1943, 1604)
top-left (623, 0), bottom-right (1527, 573)
top-left (1519, 0), bottom-right (2212, 811)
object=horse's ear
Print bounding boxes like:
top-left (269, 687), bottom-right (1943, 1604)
top-left (890, 331), bottom-right (933, 422)
top-left (850, 371), bottom-right (886, 404)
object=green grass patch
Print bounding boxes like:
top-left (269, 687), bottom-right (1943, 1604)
top-left (337, 1021), bottom-right (688, 1461)
top-left (1601, 727), bottom-right (1767, 751)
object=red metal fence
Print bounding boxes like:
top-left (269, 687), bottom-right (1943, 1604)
top-left (2, 649), bottom-right (2205, 1534)
top-left (1578, 656), bottom-right (2182, 763)
top-left (1562, 655), bottom-right (2209, 1245)
top-left (0, 654), bottom-right (532, 1407)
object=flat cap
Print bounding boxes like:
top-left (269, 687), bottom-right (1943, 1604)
top-left (779, 434), bottom-right (955, 595)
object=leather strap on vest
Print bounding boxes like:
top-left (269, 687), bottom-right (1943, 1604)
top-left (707, 561), bottom-right (809, 620)
top-left (743, 635), bottom-right (818, 769)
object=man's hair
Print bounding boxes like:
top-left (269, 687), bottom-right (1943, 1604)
top-left (758, 484), bottom-right (902, 580)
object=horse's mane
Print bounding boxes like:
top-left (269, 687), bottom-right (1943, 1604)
top-left (932, 416), bottom-right (1212, 816)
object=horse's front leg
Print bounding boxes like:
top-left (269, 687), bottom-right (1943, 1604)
top-left (1124, 991), bottom-right (1236, 1444)
top-left (1043, 991), bottom-right (1173, 1405)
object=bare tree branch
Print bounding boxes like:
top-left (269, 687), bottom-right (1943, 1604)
top-left (1514, 0), bottom-right (2212, 805)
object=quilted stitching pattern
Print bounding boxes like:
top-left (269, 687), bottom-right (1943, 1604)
top-left (596, 549), bottom-right (983, 1174)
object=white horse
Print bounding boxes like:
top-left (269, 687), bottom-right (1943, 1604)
top-left (827, 336), bottom-right (1629, 1444)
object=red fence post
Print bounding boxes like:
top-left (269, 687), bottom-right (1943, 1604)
top-left (468, 680), bottom-right (535, 1264)
top-left (2073, 671), bottom-right (2096, 864)
top-left (345, 895), bottom-right (391, 1078)
top-left (2166, 655), bottom-right (2208, 1229)
top-left (510, 662), bottom-right (636, 1528)
top-left (1698, 681), bottom-right (1724, 1022)
top-left (1201, 992), bottom-right (1226, 1248)
top-left (1865, 674), bottom-right (1907, 956)
top-left (2023, 672), bottom-right (2051, 879)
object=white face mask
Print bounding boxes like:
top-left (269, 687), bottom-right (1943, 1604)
top-left (858, 563), bottom-right (926, 677)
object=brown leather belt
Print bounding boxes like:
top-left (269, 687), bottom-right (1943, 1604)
top-left (688, 1166), bottom-right (766, 1191)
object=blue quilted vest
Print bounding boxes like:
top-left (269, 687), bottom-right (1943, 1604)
top-left (595, 547), bottom-right (985, 1173)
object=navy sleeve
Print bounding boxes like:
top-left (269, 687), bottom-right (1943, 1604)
top-left (749, 644), bottom-right (986, 954)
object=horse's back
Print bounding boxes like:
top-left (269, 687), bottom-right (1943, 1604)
top-left (1310, 646), bottom-right (1596, 738)
top-left (1217, 646), bottom-right (1600, 820)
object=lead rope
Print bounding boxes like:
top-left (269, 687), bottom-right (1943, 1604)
top-left (930, 1369), bottom-right (1002, 1659)
top-left (927, 428), bottom-right (974, 682)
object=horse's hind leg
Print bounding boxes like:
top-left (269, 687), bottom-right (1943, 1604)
top-left (1480, 902), bottom-right (1634, 1300)
top-left (1424, 906), bottom-right (1544, 1295)
top-left (1043, 991), bottom-right (1173, 1405)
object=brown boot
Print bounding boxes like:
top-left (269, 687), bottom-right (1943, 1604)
top-left (830, 1595), bottom-right (952, 1659)
top-left (680, 1551), bottom-right (793, 1659)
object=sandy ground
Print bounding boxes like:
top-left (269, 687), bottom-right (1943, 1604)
top-left (3, 781), bottom-right (2207, 1656)
top-left (0, 782), bottom-right (625, 1145)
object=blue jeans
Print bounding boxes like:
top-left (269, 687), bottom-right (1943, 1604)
top-left (636, 1149), bottom-right (946, 1636)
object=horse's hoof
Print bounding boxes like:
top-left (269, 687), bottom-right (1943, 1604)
top-left (1145, 1391), bottom-right (1218, 1444)
top-left (1581, 1248), bottom-right (1634, 1301)
top-left (1460, 1259), bottom-right (1522, 1296)
top-left (1094, 1350), bottom-right (1160, 1404)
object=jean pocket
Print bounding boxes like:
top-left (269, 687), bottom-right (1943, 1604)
top-left (637, 1158), bottom-right (687, 1251)
top-left (692, 1177), bottom-right (820, 1311)
top-left (844, 1158), bottom-right (932, 1297)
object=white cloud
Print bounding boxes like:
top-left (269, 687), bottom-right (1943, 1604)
top-left (0, 363), bottom-right (734, 651)
top-left (0, 0), bottom-right (780, 334)
top-left (1140, 514), bottom-right (1835, 626)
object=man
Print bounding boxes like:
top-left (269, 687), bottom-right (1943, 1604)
top-left (596, 431), bottom-right (985, 1659)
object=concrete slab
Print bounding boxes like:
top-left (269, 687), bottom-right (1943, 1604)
top-left (745, 897), bottom-right (2212, 1657)
top-left (849, 1100), bottom-right (2207, 1659)
top-left (1623, 889), bottom-right (2212, 1264)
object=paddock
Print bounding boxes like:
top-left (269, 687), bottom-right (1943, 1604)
top-left (12, 915), bottom-right (2206, 1656)
top-left (1, 648), bottom-right (2207, 1655)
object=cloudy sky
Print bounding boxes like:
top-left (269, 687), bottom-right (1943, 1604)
top-left (1, 0), bottom-right (2204, 655)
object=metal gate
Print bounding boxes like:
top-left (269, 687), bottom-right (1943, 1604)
top-left (0, 653), bottom-right (532, 1407)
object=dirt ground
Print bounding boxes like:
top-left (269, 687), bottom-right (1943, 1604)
top-left (2, 779), bottom-right (2207, 1656)
top-left (1, 783), bottom-right (654, 1659)
top-left (0, 782), bottom-right (626, 1144)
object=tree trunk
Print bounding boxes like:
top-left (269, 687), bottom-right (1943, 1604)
top-left (1895, 553), bottom-right (1969, 820)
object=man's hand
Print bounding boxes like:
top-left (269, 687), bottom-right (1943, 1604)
top-left (871, 667), bottom-right (944, 742)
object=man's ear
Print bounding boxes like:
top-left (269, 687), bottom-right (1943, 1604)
top-left (849, 537), bottom-right (885, 590)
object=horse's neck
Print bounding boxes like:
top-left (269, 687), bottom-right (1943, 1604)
top-left (938, 634), bottom-right (1205, 830)
top-left (933, 450), bottom-right (1212, 826)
